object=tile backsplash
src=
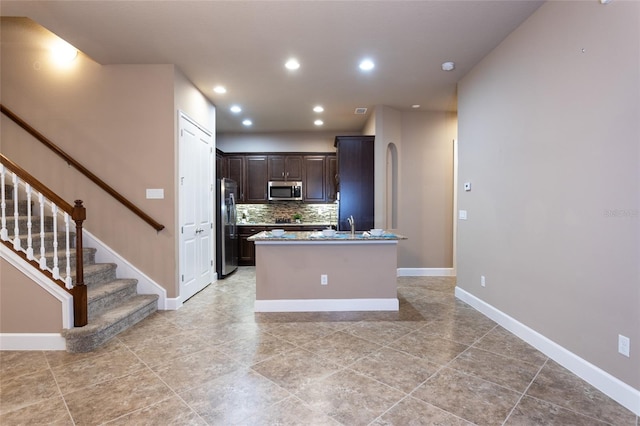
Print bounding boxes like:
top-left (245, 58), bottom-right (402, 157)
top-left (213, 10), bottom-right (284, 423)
top-left (237, 202), bottom-right (337, 225)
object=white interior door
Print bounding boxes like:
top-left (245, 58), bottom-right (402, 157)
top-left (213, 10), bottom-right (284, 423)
top-left (179, 112), bottom-right (213, 302)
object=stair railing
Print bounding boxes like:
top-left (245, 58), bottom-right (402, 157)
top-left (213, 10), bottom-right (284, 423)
top-left (0, 154), bottom-right (87, 327)
top-left (0, 104), bottom-right (164, 231)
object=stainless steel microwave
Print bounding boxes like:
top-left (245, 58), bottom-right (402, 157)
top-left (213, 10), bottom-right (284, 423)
top-left (268, 181), bottom-right (303, 201)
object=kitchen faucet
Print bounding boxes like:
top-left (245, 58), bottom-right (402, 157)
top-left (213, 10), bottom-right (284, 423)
top-left (347, 215), bottom-right (355, 236)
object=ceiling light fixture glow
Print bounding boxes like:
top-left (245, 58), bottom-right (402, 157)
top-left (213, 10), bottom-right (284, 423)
top-left (313, 106), bottom-right (324, 113)
top-left (230, 105), bottom-right (242, 113)
top-left (51, 40), bottom-right (78, 65)
top-left (441, 61), bottom-right (455, 71)
top-left (359, 59), bottom-right (375, 71)
top-left (213, 85), bottom-right (227, 94)
top-left (412, 104), bottom-right (421, 109)
top-left (285, 58), bottom-right (300, 70)
top-left (242, 119), bottom-right (253, 126)
top-left (314, 120), bottom-right (324, 126)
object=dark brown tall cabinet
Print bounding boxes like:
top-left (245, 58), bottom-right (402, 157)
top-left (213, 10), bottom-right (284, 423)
top-left (335, 135), bottom-right (375, 231)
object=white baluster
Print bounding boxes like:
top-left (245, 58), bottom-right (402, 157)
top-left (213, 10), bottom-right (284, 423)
top-left (51, 203), bottom-right (60, 280)
top-left (25, 184), bottom-right (34, 260)
top-left (64, 212), bottom-right (72, 288)
top-left (38, 193), bottom-right (47, 269)
top-left (0, 164), bottom-right (7, 241)
top-left (12, 173), bottom-right (21, 251)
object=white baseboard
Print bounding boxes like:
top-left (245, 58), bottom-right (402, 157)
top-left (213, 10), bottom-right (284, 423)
top-left (83, 230), bottom-right (168, 309)
top-left (165, 297), bottom-right (183, 310)
top-left (0, 333), bottom-right (66, 351)
top-left (397, 267), bottom-right (456, 277)
top-left (455, 287), bottom-right (640, 416)
top-left (255, 298), bottom-right (399, 312)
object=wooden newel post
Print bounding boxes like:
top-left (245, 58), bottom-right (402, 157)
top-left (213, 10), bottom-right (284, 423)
top-left (72, 200), bottom-right (87, 327)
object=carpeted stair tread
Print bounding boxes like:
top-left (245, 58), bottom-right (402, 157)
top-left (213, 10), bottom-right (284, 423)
top-left (62, 294), bottom-right (158, 352)
top-left (71, 262), bottom-right (117, 286)
top-left (87, 279), bottom-right (138, 320)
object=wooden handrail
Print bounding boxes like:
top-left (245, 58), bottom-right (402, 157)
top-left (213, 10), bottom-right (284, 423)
top-left (1, 104), bottom-right (165, 231)
top-left (1, 153), bottom-right (88, 326)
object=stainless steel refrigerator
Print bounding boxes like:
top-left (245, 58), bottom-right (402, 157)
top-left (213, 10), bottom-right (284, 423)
top-left (216, 178), bottom-right (238, 278)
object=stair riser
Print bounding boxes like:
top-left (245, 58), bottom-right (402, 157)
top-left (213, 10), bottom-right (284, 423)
top-left (42, 249), bottom-right (96, 270)
top-left (88, 283), bottom-right (138, 321)
top-left (80, 265), bottom-right (117, 287)
top-left (6, 216), bottom-right (57, 233)
top-left (2, 200), bottom-right (32, 216)
top-left (10, 232), bottom-right (76, 252)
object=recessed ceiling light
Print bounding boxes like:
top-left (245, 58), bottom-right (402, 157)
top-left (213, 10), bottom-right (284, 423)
top-left (313, 106), bottom-right (324, 113)
top-left (285, 58), bottom-right (300, 70)
top-left (412, 104), bottom-right (421, 109)
top-left (314, 120), bottom-right (324, 126)
top-left (213, 85), bottom-right (227, 94)
top-left (359, 59), bottom-right (375, 71)
top-left (441, 61), bottom-right (455, 71)
top-left (230, 105), bottom-right (242, 113)
top-left (242, 119), bottom-right (252, 126)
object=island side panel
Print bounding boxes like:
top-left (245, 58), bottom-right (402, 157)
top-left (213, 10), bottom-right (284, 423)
top-left (254, 242), bottom-right (397, 301)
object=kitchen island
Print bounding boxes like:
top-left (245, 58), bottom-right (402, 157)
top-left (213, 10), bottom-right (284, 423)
top-left (247, 231), bottom-right (407, 312)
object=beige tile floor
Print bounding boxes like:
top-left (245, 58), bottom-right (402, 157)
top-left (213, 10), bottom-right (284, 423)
top-left (1, 267), bottom-right (637, 425)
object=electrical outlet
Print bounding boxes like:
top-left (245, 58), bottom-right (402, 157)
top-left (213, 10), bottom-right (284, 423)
top-left (321, 274), bottom-right (328, 285)
top-left (481, 275), bottom-right (486, 287)
top-left (618, 334), bottom-right (630, 357)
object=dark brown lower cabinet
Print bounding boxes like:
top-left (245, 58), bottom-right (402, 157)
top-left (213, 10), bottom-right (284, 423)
top-left (238, 226), bottom-right (265, 266)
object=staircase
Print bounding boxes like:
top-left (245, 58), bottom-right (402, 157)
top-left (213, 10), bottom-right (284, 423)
top-left (2, 183), bottom-right (158, 352)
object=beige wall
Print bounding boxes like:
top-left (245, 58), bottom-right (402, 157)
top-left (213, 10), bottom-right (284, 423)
top-left (217, 131), bottom-right (350, 153)
top-left (1, 18), bottom-right (214, 315)
top-left (1, 259), bottom-right (62, 333)
top-left (374, 106), bottom-right (456, 269)
top-left (457, 1), bottom-right (639, 390)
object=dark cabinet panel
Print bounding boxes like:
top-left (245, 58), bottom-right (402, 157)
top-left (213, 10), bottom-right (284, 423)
top-left (226, 155), bottom-right (244, 201)
top-left (268, 155), bottom-right (303, 181)
top-left (238, 225), bottom-right (265, 266)
top-left (335, 136), bottom-right (375, 231)
top-left (303, 155), bottom-right (326, 202)
top-left (245, 155), bottom-right (269, 202)
top-left (326, 155), bottom-right (337, 202)
top-left (216, 150), bottom-right (226, 181)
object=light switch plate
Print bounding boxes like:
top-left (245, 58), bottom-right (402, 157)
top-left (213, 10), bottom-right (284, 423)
top-left (146, 188), bottom-right (164, 199)
top-left (459, 210), bottom-right (468, 220)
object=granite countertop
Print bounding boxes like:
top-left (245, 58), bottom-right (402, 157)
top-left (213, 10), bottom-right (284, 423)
top-left (248, 230), bottom-right (407, 242)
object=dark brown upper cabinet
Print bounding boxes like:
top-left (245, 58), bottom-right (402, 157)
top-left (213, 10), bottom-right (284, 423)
top-left (268, 155), bottom-right (303, 181)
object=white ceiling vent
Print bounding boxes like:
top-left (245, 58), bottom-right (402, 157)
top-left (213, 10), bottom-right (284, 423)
top-left (354, 107), bottom-right (368, 115)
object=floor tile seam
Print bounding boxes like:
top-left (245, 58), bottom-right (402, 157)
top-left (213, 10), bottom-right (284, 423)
top-left (515, 393), bottom-right (620, 426)
top-left (423, 338), bottom-right (533, 396)
top-left (517, 359), bottom-right (631, 426)
top-left (468, 341), bottom-right (549, 370)
top-left (45, 360), bottom-right (76, 424)
top-left (441, 358), bottom-right (532, 396)
top-left (371, 393), bottom-right (480, 426)
top-left (51, 346), bottom-right (161, 399)
top-left (339, 327), bottom-right (416, 348)
top-left (0, 393), bottom-right (68, 419)
top-left (0, 364), bottom-right (52, 384)
top-left (366, 393), bottom-right (413, 425)
top-left (500, 357), bottom-right (549, 426)
top-left (342, 364), bottom-right (413, 397)
top-left (99, 394), bottom-right (202, 426)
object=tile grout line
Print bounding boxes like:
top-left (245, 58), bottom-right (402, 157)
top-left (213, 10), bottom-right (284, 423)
top-left (500, 357), bottom-right (549, 426)
top-left (44, 350), bottom-right (78, 426)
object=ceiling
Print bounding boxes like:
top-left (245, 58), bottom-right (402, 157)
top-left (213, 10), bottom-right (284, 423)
top-left (1, 1), bottom-right (544, 134)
